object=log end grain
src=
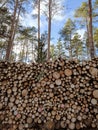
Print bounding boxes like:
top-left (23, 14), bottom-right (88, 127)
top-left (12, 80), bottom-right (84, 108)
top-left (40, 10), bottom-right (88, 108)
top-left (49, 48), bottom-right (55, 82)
top-left (91, 98), bottom-right (97, 105)
top-left (93, 90), bottom-right (98, 99)
top-left (53, 72), bottom-right (60, 79)
top-left (22, 89), bottom-right (28, 96)
top-left (89, 67), bottom-right (98, 77)
top-left (68, 122), bottom-right (75, 130)
top-left (27, 117), bottom-right (33, 124)
top-left (64, 69), bottom-right (72, 76)
top-left (44, 121), bottom-right (55, 130)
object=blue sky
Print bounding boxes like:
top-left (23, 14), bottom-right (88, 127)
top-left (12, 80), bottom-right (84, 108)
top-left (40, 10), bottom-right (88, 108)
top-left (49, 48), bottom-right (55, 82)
top-left (21, 0), bottom-right (95, 44)
top-left (50, 0), bottom-right (87, 44)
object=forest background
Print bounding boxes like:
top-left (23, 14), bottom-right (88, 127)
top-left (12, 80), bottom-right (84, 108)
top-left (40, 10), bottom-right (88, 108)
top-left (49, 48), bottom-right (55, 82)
top-left (0, 0), bottom-right (98, 63)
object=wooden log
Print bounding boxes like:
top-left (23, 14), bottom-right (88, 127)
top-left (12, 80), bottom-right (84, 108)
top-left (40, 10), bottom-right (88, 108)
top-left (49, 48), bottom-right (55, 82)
top-left (50, 84), bottom-right (54, 88)
top-left (18, 124), bottom-right (24, 130)
top-left (91, 98), bottom-right (97, 105)
top-left (60, 121), bottom-right (66, 128)
top-left (93, 90), bottom-right (98, 99)
top-left (64, 69), bottom-right (72, 76)
top-left (53, 72), bottom-right (60, 79)
top-left (68, 122), bottom-right (75, 130)
top-left (75, 122), bottom-right (81, 130)
top-left (55, 79), bottom-right (61, 86)
top-left (0, 58), bottom-right (98, 130)
top-left (27, 117), bottom-right (33, 124)
top-left (7, 89), bottom-right (12, 94)
top-left (0, 103), bottom-right (3, 110)
top-left (44, 121), bottom-right (54, 130)
top-left (89, 67), bottom-right (98, 77)
top-left (22, 89), bottom-right (28, 97)
top-left (56, 115), bottom-right (61, 121)
top-left (96, 114), bottom-right (98, 119)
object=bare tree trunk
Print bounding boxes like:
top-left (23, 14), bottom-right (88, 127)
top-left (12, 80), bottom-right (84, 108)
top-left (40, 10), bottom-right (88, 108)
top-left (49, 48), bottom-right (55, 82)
top-left (88, 0), bottom-right (95, 59)
top-left (37, 0), bottom-right (41, 62)
top-left (25, 40), bottom-right (29, 62)
top-left (5, 0), bottom-right (19, 61)
top-left (86, 17), bottom-right (90, 59)
top-left (0, 0), bottom-right (8, 8)
top-left (47, 0), bottom-right (52, 60)
top-left (69, 32), bottom-right (72, 59)
top-left (10, 5), bottom-right (21, 61)
top-left (32, 42), bottom-right (36, 62)
top-left (21, 41), bottom-right (25, 62)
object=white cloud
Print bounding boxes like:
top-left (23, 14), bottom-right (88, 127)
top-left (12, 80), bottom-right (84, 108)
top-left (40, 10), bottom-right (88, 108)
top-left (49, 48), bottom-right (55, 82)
top-left (20, 11), bottom-right (47, 30)
top-left (32, 0), bottom-right (65, 22)
top-left (53, 14), bottom-right (65, 21)
top-left (19, 0), bottom-right (67, 36)
top-left (20, 13), bottom-right (38, 27)
top-left (76, 29), bottom-right (85, 39)
top-left (65, 10), bottom-right (75, 20)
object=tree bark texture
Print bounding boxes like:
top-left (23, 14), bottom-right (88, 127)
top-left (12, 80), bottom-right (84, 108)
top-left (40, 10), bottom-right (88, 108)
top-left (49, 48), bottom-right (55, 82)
top-left (88, 0), bottom-right (95, 59)
top-left (47, 0), bottom-right (52, 60)
top-left (5, 0), bottom-right (19, 61)
top-left (38, 0), bottom-right (41, 62)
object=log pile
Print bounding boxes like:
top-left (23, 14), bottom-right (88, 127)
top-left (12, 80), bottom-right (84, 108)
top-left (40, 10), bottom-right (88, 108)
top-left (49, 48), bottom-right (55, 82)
top-left (0, 57), bottom-right (98, 130)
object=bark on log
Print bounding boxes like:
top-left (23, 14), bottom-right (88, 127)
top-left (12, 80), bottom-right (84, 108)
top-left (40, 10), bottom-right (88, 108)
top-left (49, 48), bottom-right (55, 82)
top-left (0, 57), bottom-right (98, 130)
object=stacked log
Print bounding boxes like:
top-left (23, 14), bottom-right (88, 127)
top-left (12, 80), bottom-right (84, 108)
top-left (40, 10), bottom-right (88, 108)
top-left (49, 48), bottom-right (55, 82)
top-left (0, 57), bottom-right (98, 130)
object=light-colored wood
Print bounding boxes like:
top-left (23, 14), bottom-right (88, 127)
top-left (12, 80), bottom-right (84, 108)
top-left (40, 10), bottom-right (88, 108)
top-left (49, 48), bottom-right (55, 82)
top-left (89, 67), bottom-right (98, 77)
top-left (27, 117), bottom-right (33, 124)
top-left (93, 90), bottom-right (98, 99)
top-left (22, 89), bottom-right (28, 97)
top-left (60, 121), bottom-right (66, 128)
top-left (44, 121), bottom-right (54, 130)
top-left (91, 98), bottom-right (97, 105)
top-left (64, 69), bottom-right (72, 76)
top-left (76, 122), bottom-right (81, 130)
top-left (0, 57), bottom-right (98, 129)
top-left (56, 115), bottom-right (61, 121)
top-left (53, 72), bottom-right (60, 79)
top-left (68, 122), bottom-right (75, 130)
top-left (19, 124), bottom-right (24, 130)
top-left (55, 79), bottom-right (61, 85)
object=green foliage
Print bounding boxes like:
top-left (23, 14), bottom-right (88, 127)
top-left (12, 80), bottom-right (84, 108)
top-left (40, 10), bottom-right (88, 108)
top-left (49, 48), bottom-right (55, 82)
top-left (19, 26), bottom-right (37, 39)
top-left (94, 0), bottom-right (98, 8)
top-left (56, 39), bottom-right (65, 58)
top-left (74, 2), bottom-right (88, 18)
top-left (60, 19), bottom-right (76, 58)
top-left (0, 0), bottom-right (97, 62)
top-left (16, 26), bottom-right (37, 62)
top-left (74, 2), bottom-right (89, 29)
top-left (50, 40), bottom-right (65, 60)
top-left (60, 18), bottom-right (76, 41)
top-left (0, 5), bottom-right (11, 60)
top-left (71, 33), bottom-right (83, 59)
top-left (0, 7), bottom-right (11, 38)
top-left (50, 44), bottom-right (56, 60)
top-left (94, 28), bottom-right (98, 48)
top-left (36, 32), bottom-right (47, 63)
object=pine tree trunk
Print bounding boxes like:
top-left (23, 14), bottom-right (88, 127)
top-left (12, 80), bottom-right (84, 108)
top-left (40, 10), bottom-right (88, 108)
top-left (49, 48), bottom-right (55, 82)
top-left (88, 0), bottom-right (95, 59)
top-left (5, 0), bottom-right (19, 61)
top-left (69, 32), bottom-right (73, 59)
top-left (86, 17), bottom-right (90, 59)
top-left (25, 40), bottom-right (29, 62)
top-left (21, 40), bottom-right (25, 61)
top-left (10, 5), bottom-right (21, 61)
top-left (47, 0), bottom-right (52, 60)
top-left (38, 0), bottom-right (40, 62)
